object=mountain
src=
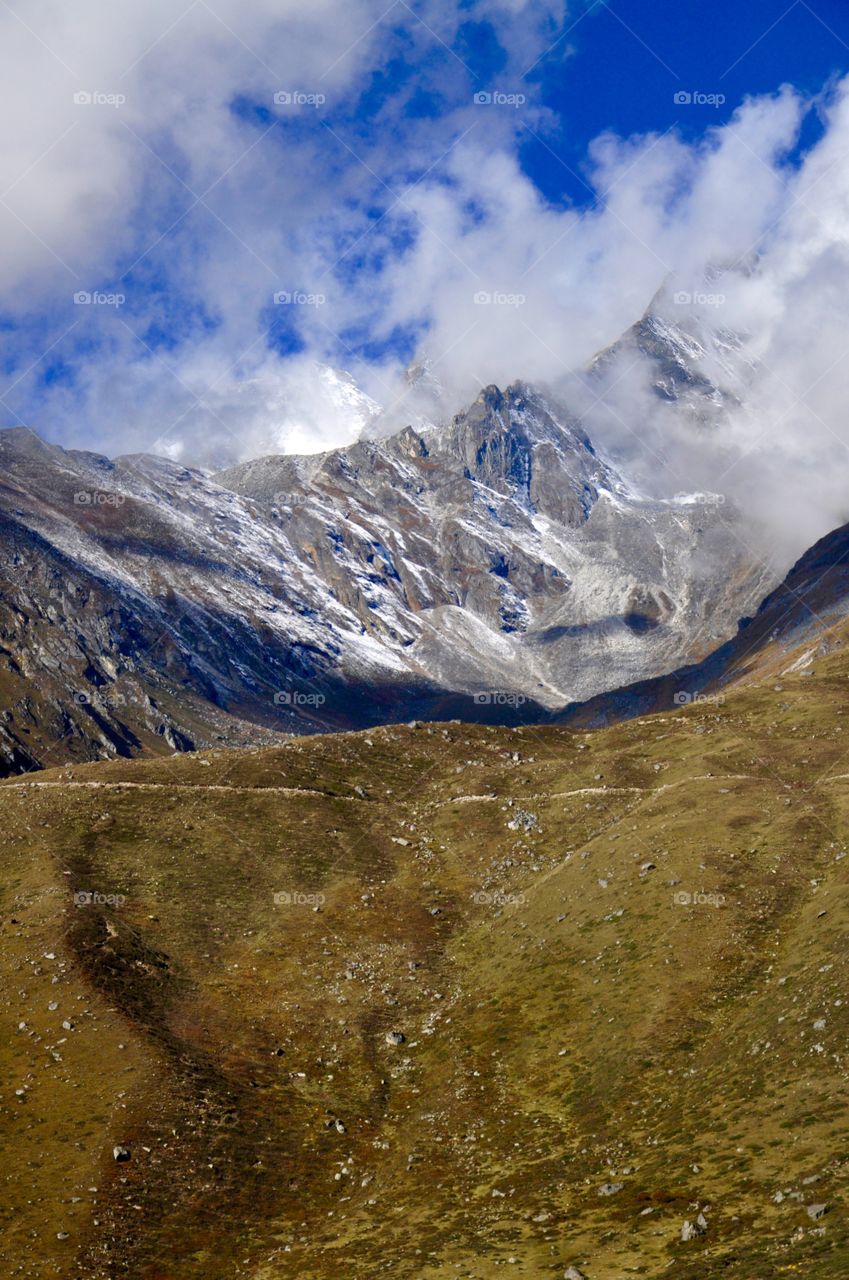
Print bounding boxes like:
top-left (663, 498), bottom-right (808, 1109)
top-left (0, 425), bottom-right (476, 775)
top-left (589, 277), bottom-right (759, 432)
top-left (0, 379), bottom-right (772, 773)
top-left (3, 653), bottom-right (849, 1278)
top-left (560, 515), bottom-right (849, 728)
top-left (222, 379), bottom-right (776, 702)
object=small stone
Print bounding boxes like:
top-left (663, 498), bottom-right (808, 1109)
top-left (564, 1268), bottom-right (587, 1280)
top-left (112, 1146), bottom-right (131, 1163)
top-left (807, 1203), bottom-right (828, 1221)
top-left (598, 1182), bottom-right (623, 1196)
top-left (681, 1213), bottom-right (707, 1240)
top-left (385, 1031), bottom-right (406, 1046)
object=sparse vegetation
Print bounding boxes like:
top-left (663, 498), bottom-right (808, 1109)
top-left (2, 644), bottom-right (849, 1277)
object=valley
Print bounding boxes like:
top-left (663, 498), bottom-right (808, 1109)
top-left (3, 632), bottom-right (849, 1278)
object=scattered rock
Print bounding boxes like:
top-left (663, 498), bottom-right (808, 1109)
top-left (507, 810), bottom-right (539, 833)
top-left (807, 1203), bottom-right (828, 1221)
top-left (681, 1212), bottom-right (708, 1240)
top-left (385, 1031), bottom-right (406, 1046)
top-left (112, 1146), bottom-right (131, 1163)
top-left (598, 1182), bottom-right (623, 1197)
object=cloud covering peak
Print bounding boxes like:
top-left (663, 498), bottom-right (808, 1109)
top-left (2, 3), bottom-right (849, 567)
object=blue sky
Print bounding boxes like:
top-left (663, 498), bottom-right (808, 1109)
top-left (526, 0), bottom-right (849, 202)
top-left (1, 0), bottom-right (849, 462)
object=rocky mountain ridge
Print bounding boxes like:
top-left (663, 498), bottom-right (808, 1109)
top-left (0, 372), bottom-right (773, 772)
top-left (560, 513), bottom-right (849, 728)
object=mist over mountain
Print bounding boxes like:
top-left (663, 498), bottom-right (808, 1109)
top-left (3, 3), bottom-right (849, 579)
top-left (7, 6), bottom-right (849, 1279)
top-left (0, 352), bottom-right (777, 773)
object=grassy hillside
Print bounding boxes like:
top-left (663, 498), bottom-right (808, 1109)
top-left (3, 645), bottom-right (849, 1278)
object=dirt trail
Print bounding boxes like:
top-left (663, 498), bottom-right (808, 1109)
top-left (1, 778), bottom-right (365, 800)
top-left (439, 773), bottom-right (767, 807)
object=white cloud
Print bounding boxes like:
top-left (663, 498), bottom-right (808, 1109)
top-left (3, 4), bottom-right (849, 570)
top-left (0, 0), bottom-right (575, 451)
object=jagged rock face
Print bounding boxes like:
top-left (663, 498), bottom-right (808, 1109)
top-left (590, 297), bottom-right (757, 424)
top-left (0, 378), bottom-right (773, 772)
top-left (221, 381), bottom-right (773, 707)
top-left (0, 429), bottom-right (422, 772)
top-left (558, 516), bottom-right (849, 729)
top-left (0, 498), bottom-right (285, 775)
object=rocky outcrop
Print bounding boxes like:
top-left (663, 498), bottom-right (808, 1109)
top-left (0, 375), bottom-right (773, 771)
